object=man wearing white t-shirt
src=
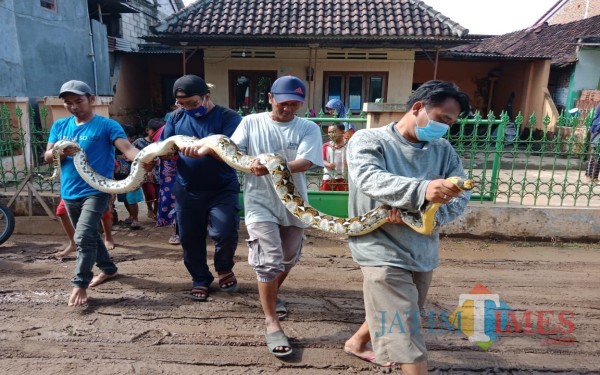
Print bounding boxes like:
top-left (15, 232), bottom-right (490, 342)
top-left (231, 76), bottom-right (323, 357)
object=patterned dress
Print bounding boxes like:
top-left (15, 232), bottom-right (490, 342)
top-left (152, 124), bottom-right (177, 227)
top-left (156, 159), bottom-right (177, 227)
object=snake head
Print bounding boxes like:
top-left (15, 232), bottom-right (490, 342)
top-left (447, 176), bottom-right (475, 191)
top-left (462, 179), bottom-right (475, 191)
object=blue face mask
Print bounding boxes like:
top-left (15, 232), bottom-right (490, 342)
top-left (184, 97), bottom-right (208, 118)
top-left (415, 109), bottom-right (449, 142)
top-left (185, 105), bottom-right (207, 118)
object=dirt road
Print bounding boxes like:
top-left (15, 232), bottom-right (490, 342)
top-left (0, 218), bottom-right (598, 374)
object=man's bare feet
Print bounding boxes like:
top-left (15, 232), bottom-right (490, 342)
top-left (344, 336), bottom-right (395, 367)
top-left (344, 336), bottom-right (376, 362)
top-left (89, 272), bottom-right (119, 287)
top-left (54, 243), bottom-right (76, 259)
top-left (104, 239), bottom-right (115, 250)
top-left (68, 287), bottom-right (88, 306)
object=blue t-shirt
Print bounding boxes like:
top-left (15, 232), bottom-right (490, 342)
top-left (160, 106), bottom-right (242, 192)
top-left (48, 115), bottom-right (127, 199)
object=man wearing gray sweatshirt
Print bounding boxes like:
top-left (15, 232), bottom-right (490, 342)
top-left (344, 80), bottom-right (471, 375)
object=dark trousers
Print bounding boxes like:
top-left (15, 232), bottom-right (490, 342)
top-left (174, 182), bottom-right (240, 288)
top-left (64, 194), bottom-right (117, 288)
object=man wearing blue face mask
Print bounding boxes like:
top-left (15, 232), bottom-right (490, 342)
top-left (344, 81), bottom-right (471, 374)
top-left (159, 74), bottom-right (242, 302)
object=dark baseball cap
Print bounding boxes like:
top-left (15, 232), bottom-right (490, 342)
top-left (59, 80), bottom-right (94, 98)
top-left (270, 76), bottom-right (306, 102)
top-left (173, 75), bottom-right (210, 98)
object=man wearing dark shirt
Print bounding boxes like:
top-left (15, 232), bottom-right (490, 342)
top-left (160, 75), bottom-right (242, 301)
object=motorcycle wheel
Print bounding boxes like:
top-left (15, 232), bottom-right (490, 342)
top-left (0, 203), bottom-right (15, 245)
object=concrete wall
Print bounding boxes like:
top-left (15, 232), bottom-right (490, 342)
top-left (4, 191), bottom-right (600, 241)
top-left (38, 97), bottom-right (113, 129)
top-left (572, 48), bottom-right (600, 95)
top-left (0, 0), bottom-right (26, 96)
top-left (416, 60), bottom-right (497, 112)
top-left (0, 0), bottom-right (182, 107)
top-left (3, 1), bottom-right (96, 98)
top-left (203, 47), bottom-right (415, 115)
top-left (363, 102), bottom-right (407, 129)
top-left (413, 59), bottom-right (551, 121)
top-left (443, 204), bottom-right (600, 242)
top-left (520, 60), bottom-right (552, 127)
top-left (121, 1), bottom-right (163, 48)
top-left (110, 52), bottom-right (202, 124)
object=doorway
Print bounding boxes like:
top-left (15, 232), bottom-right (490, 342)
top-left (229, 70), bottom-right (277, 114)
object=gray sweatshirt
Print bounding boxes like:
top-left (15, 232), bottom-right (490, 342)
top-left (347, 122), bottom-right (471, 272)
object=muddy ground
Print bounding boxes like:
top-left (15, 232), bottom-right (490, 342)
top-left (0, 215), bottom-right (599, 375)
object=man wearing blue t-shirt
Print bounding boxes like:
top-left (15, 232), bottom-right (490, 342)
top-left (44, 80), bottom-right (140, 307)
top-left (160, 75), bottom-right (242, 302)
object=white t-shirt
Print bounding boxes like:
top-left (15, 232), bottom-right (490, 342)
top-left (231, 113), bottom-right (324, 227)
top-left (323, 142), bottom-right (347, 180)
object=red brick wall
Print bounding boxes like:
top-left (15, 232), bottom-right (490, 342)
top-left (548, 0), bottom-right (600, 24)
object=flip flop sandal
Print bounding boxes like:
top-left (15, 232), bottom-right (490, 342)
top-left (190, 286), bottom-right (209, 302)
top-left (275, 298), bottom-right (288, 320)
top-left (265, 329), bottom-right (293, 357)
top-left (218, 271), bottom-right (238, 292)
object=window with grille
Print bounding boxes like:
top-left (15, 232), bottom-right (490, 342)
top-left (323, 72), bottom-right (388, 113)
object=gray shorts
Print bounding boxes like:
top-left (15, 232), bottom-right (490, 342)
top-left (246, 222), bottom-right (304, 283)
top-left (361, 266), bottom-right (432, 364)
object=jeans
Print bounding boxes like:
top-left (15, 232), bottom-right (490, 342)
top-left (174, 182), bottom-right (240, 288)
top-left (64, 194), bottom-right (117, 288)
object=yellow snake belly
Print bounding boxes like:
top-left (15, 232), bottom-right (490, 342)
top-left (48, 135), bottom-right (473, 236)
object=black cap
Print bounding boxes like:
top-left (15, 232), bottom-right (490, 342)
top-left (173, 75), bottom-right (210, 98)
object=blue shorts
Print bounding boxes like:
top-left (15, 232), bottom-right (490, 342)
top-left (116, 188), bottom-right (144, 204)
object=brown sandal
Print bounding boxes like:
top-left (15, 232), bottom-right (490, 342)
top-left (218, 271), bottom-right (238, 292)
top-left (190, 286), bottom-right (209, 301)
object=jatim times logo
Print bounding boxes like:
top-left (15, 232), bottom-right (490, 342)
top-left (449, 283), bottom-right (576, 349)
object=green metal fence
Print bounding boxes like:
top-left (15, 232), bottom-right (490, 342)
top-left (1, 104), bottom-right (598, 212)
top-left (449, 110), bottom-right (598, 207)
top-left (303, 110), bottom-right (600, 212)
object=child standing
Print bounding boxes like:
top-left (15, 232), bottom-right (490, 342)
top-left (115, 124), bottom-right (144, 229)
top-left (133, 118), bottom-right (163, 220)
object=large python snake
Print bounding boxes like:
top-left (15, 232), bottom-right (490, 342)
top-left (48, 135), bottom-right (473, 236)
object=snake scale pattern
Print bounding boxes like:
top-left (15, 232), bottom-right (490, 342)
top-left (49, 135), bottom-right (473, 236)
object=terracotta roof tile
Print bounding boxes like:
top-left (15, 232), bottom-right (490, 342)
top-left (452, 15), bottom-right (600, 66)
top-left (149, 0), bottom-right (468, 44)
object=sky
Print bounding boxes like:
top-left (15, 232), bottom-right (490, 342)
top-left (422, 0), bottom-right (558, 34)
top-left (181, 0), bottom-right (559, 35)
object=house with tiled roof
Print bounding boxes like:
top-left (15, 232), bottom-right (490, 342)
top-left (449, 14), bottom-right (600, 121)
top-left (140, 0), bottom-right (471, 120)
